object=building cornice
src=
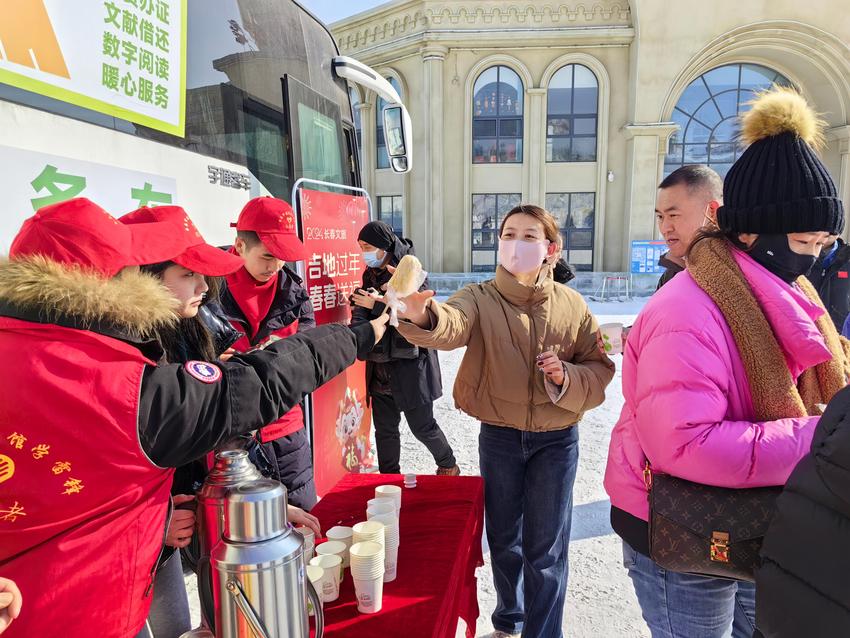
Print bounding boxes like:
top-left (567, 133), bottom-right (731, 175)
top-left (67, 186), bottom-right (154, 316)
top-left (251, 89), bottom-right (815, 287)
top-left (622, 122), bottom-right (679, 140)
top-left (339, 27), bottom-right (634, 67)
top-left (332, 1), bottom-right (632, 55)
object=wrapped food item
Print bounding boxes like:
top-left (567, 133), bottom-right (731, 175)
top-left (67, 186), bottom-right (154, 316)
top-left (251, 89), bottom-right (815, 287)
top-left (385, 254), bottom-right (428, 326)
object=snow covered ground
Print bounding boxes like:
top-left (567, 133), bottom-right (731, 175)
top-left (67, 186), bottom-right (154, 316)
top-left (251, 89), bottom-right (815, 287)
top-left (186, 298), bottom-right (650, 637)
top-left (409, 299), bottom-right (649, 638)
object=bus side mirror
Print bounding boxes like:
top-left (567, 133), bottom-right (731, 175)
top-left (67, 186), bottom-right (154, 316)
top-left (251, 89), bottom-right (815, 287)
top-left (382, 103), bottom-right (412, 174)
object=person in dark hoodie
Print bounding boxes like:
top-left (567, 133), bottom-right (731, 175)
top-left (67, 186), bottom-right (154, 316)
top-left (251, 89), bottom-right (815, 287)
top-left (350, 220), bottom-right (459, 476)
top-left (806, 233), bottom-right (850, 330)
top-left (219, 196), bottom-right (319, 509)
top-left (756, 384), bottom-right (850, 637)
top-left (0, 198), bottom-right (386, 638)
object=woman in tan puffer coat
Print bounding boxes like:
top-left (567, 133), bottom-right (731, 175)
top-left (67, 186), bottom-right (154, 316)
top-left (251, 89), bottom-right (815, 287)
top-left (396, 204), bottom-right (614, 638)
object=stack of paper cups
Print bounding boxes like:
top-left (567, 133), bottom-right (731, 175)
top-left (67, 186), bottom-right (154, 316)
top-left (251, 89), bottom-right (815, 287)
top-left (352, 521), bottom-right (385, 549)
top-left (295, 525), bottom-right (316, 561)
top-left (305, 565), bottom-right (324, 616)
top-left (404, 473), bottom-right (417, 488)
top-left (315, 540), bottom-right (347, 582)
top-left (349, 541), bottom-right (385, 614)
top-left (370, 513), bottom-right (400, 582)
top-left (308, 554), bottom-right (342, 602)
top-left (326, 526), bottom-right (354, 569)
top-left (366, 497), bottom-right (396, 519)
top-left (375, 485), bottom-right (402, 514)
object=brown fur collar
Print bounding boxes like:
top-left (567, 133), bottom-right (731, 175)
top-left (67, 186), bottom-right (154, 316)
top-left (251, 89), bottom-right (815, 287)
top-left (688, 238), bottom-right (847, 420)
top-left (0, 256), bottom-right (177, 337)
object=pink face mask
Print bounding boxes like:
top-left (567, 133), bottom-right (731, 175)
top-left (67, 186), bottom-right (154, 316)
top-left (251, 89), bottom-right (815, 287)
top-left (498, 238), bottom-right (550, 275)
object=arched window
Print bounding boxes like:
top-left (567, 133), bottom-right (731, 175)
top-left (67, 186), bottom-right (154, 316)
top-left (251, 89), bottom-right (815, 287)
top-left (472, 66), bottom-right (523, 163)
top-left (376, 76), bottom-right (401, 169)
top-left (546, 64), bottom-right (598, 162)
top-left (665, 63), bottom-right (791, 177)
top-left (349, 86), bottom-right (362, 167)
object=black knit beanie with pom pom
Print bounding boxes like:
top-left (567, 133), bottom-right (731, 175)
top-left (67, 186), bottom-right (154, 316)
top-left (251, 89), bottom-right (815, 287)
top-left (717, 86), bottom-right (844, 236)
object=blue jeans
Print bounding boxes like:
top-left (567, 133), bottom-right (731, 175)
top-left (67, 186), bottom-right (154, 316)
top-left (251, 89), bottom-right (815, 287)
top-left (623, 541), bottom-right (756, 638)
top-left (479, 423), bottom-right (579, 638)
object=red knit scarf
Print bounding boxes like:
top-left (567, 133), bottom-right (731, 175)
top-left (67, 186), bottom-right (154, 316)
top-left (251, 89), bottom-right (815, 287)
top-left (225, 258), bottom-right (278, 339)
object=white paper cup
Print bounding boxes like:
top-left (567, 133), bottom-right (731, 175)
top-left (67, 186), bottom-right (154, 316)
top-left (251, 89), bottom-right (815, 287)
top-left (349, 540), bottom-right (385, 579)
top-left (383, 544), bottom-right (399, 582)
top-left (350, 564), bottom-right (384, 580)
top-left (375, 485), bottom-right (402, 511)
top-left (305, 565), bottom-right (324, 616)
top-left (369, 513), bottom-right (399, 544)
top-left (326, 526), bottom-right (353, 568)
top-left (599, 322), bottom-right (624, 355)
top-left (366, 507), bottom-right (396, 521)
top-left (308, 555), bottom-right (341, 602)
top-left (295, 526), bottom-right (315, 561)
top-left (315, 539), bottom-right (347, 573)
top-left (309, 554), bottom-right (343, 585)
top-left (353, 576), bottom-right (384, 614)
top-left (367, 497), bottom-right (397, 517)
top-left (352, 521), bottom-right (385, 548)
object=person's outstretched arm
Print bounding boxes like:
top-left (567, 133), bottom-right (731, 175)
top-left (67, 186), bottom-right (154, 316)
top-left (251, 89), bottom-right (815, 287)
top-left (139, 318), bottom-right (386, 467)
top-left (395, 287), bottom-right (479, 351)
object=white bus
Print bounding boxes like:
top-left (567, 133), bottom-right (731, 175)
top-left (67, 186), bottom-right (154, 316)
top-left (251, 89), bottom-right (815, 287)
top-left (0, 0), bottom-right (410, 249)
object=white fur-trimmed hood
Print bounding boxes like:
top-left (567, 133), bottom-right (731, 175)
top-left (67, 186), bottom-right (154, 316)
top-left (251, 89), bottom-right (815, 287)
top-left (0, 256), bottom-right (177, 336)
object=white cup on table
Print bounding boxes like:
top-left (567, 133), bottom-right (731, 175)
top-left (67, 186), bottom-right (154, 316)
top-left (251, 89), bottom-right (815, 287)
top-left (309, 554), bottom-right (342, 601)
top-left (375, 485), bottom-right (402, 512)
top-left (349, 541), bottom-right (386, 614)
top-left (305, 565), bottom-right (324, 616)
top-left (325, 526), bottom-right (354, 568)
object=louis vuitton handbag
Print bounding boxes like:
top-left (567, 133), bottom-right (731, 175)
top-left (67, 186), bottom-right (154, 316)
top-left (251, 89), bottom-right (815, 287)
top-left (645, 463), bottom-right (782, 582)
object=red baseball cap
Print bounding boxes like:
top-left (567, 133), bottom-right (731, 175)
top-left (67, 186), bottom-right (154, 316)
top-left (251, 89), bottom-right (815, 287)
top-left (9, 198), bottom-right (186, 277)
top-left (230, 197), bottom-right (307, 261)
top-left (121, 206), bottom-right (243, 276)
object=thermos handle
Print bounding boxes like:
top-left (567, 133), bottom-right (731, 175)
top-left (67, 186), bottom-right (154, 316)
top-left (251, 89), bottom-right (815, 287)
top-left (197, 557), bottom-right (215, 633)
top-left (225, 579), bottom-right (272, 638)
top-left (306, 578), bottom-right (324, 638)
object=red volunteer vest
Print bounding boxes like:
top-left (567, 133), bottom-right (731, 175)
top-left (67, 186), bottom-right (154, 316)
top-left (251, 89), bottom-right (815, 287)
top-left (0, 318), bottom-right (173, 638)
top-left (230, 320), bottom-right (304, 443)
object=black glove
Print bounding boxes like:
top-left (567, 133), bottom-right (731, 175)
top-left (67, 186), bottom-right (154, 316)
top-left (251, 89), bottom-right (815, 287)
top-left (198, 303), bottom-right (244, 356)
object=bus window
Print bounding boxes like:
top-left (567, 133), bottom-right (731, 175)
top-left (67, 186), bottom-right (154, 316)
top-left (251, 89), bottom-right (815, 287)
top-left (297, 103), bottom-right (344, 185)
top-left (285, 75), bottom-right (348, 187)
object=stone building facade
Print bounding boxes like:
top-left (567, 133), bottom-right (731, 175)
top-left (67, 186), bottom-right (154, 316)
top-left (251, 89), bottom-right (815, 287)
top-left (331, 1), bottom-right (850, 272)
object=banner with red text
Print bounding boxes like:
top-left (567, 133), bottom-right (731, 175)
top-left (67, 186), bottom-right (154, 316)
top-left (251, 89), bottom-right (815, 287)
top-left (298, 188), bottom-right (373, 496)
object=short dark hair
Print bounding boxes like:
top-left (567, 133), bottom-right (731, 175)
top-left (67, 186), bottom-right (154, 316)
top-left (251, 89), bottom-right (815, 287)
top-left (659, 165), bottom-right (723, 201)
top-left (236, 230), bottom-right (261, 247)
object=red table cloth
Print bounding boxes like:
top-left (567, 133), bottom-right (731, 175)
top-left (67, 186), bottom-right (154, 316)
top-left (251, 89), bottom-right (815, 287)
top-left (310, 474), bottom-right (484, 638)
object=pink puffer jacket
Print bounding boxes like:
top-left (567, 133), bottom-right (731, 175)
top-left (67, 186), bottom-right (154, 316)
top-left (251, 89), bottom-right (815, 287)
top-left (604, 249), bottom-right (832, 521)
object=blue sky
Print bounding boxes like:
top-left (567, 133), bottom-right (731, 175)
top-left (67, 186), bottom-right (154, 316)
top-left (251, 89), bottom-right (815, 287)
top-left (301, 0), bottom-right (390, 25)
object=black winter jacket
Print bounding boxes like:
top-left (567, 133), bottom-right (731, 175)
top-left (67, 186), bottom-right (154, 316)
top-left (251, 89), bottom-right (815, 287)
top-left (806, 238), bottom-right (850, 330)
top-left (756, 385), bottom-right (850, 637)
top-left (351, 242), bottom-right (442, 411)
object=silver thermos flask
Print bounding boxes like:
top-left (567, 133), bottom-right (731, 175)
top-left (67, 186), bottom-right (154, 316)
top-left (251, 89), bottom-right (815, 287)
top-left (211, 478), bottom-right (324, 638)
top-left (197, 450), bottom-right (262, 628)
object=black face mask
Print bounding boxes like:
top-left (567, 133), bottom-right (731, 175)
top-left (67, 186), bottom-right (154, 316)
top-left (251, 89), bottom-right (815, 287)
top-left (747, 234), bottom-right (818, 284)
